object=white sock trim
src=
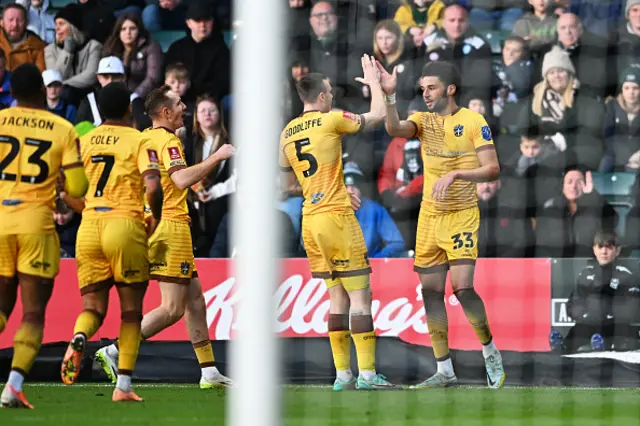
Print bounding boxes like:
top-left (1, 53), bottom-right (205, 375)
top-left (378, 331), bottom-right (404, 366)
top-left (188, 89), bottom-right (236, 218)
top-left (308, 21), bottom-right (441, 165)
top-left (437, 358), bottom-right (455, 377)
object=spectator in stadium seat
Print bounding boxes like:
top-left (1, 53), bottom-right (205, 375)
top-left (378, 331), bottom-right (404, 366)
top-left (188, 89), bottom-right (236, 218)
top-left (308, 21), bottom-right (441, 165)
top-left (421, 5), bottom-right (496, 104)
top-left (511, 0), bottom-right (558, 49)
top-left (76, 56), bottom-right (150, 129)
top-left (353, 20), bottom-right (417, 116)
top-left (477, 180), bottom-right (534, 257)
top-left (102, 12), bottom-right (163, 100)
top-left (75, 0), bottom-right (145, 44)
top-left (599, 66), bottom-right (640, 173)
top-left (393, 0), bottom-right (445, 49)
top-left (54, 196), bottom-right (81, 258)
top-left (0, 3), bottom-right (45, 71)
top-left (534, 168), bottom-right (618, 258)
top-left (536, 13), bottom-right (611, 100)
top-left (468, 0), bottom-right (527, 32)
top-left (557, 230), bottom-right (640, 353)
top-left (504, 130), bottom-right (557, 177)
top-left (518, 45), bottom-right (604, 170)
top-left (183, 94), bottom-right (235, 257)
top-left (287, 0), bottom-right (312, 51)
top-left (291, 2), bottom-right (352, 108)
top-left (611, 0), bottom-right (640, 101)
top-left (567, 0), bottom-right (624, 38)
top-left (344, 162), bottom-right (406, 258)
top-left (142, 0), bottom-right (189, 32)
top-left (164, 1), bottom-right (230, 103)
top-left (164, 62), bottom-right (195, 132)
top-left (283, 59), bottom-right (309, 122)
top-left (45, 4), bottom-right (102, 106)
top-left (0, 48), bottom-right (15, 109)
top-left (42, 69), bottom-right (77, 123)
top-left (492, 35), bottom-right (533, 118)
top-left (16, 0), bottom-right (56, 44)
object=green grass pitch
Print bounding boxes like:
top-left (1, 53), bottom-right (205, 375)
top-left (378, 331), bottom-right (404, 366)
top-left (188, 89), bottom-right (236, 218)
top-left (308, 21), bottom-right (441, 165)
top-left (1, 384), bottom-right (640, 425)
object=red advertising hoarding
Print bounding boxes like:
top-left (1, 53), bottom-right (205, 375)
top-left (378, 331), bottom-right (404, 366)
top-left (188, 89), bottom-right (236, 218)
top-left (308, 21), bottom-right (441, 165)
top-left (0, 258), bottom-right (551, 352)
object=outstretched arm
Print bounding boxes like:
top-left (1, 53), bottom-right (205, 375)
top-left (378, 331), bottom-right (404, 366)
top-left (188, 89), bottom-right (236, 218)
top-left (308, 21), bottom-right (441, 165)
top-left (356, 55), bottom-right (386, 131)
top-left (377, 62), bottom-right (419, 139)
top-left (170, 144), bottom-right (236, 190)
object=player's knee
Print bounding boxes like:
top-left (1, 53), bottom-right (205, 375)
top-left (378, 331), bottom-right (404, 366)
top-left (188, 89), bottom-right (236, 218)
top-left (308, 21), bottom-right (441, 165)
top-left (22, 311), bottom-right (45, 326)
top-left (453, 287), bottom-right (480, 306)
top-left (163, 300), bottom-right (185, 323)
top-left (85, 309), bottom-right (106, 326)
top-left (121, 310), bottom-right (143, 323)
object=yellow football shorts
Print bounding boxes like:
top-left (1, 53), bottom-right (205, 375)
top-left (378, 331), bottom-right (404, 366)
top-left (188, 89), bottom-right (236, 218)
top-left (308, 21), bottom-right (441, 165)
top-left (302, 212), bottom-right (371, 291)
top-left (0, 233), bottom-right (60, 279)
top-left (148, 219), bottom-right (197, 285)
top-left (414, 206), bottom-right (479, 273)
top-left (76, 218), bottom-right (149, 293)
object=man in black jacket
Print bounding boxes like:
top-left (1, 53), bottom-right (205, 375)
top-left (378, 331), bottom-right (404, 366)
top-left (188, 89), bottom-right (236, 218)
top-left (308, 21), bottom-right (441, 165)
top-left (558, 230), bottom-right (640, 353)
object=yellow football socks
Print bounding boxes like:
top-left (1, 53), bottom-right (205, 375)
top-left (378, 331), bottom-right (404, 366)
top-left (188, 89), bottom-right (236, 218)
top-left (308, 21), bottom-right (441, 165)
top-left (422, 290), bottom-right (450, 360)
top-left (118, 312), bottom-right (142, 374)
top-left (351, 330), bottom-right (376, 372)
top-left (192, 340), bottom-right (216, 368)
top-left (12, 320), bottom-right (43, 374)
top-left (329, 330), bottom-right (351, 371)
top-left (73, 310), bottom-right (102, 339)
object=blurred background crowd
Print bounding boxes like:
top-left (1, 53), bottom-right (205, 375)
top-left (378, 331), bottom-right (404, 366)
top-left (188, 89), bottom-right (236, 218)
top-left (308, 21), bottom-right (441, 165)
top-left (2, 0), bottom-right (639, 261)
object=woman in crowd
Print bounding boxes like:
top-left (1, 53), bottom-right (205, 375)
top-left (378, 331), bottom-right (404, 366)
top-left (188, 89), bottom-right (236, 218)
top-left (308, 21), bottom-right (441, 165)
top-left (102, 12), bottom-right (163, 100)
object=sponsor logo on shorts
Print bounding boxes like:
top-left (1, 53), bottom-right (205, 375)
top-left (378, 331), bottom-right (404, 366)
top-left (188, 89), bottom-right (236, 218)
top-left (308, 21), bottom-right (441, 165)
top-left (167, 147), bottom-right (182, 160)
top-left (30, 260), bottom-right (50, 271)
top-left (331, 257), bottom-right (350, 268)
top-left (180, 262), bottom-right (191, 276)
top-left (150, 262), bottom-right (167, 272)
top-left (124, 269), bottom-right (140, 278)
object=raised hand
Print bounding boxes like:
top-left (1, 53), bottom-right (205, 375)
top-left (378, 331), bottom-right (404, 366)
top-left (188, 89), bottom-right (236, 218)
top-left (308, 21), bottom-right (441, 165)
top-left (216, 144), bottom-right (236, 161)
top-left (354, 54), bottom-right (381, 87)
top-left (375, 61), bottom-right (397, 95)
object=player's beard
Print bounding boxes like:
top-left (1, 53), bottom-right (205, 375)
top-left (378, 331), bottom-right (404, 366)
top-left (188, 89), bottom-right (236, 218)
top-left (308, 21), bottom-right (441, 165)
top-left (426, 96), bottom-right (448, 114)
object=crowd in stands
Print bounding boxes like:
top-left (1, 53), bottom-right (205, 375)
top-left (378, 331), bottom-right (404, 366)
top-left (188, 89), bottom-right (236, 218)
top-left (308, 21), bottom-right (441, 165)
top-left (2, 0), bottom-right (640, 260)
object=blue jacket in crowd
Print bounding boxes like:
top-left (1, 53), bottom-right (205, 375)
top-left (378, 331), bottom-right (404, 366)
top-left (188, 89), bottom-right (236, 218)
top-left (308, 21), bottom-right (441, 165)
top-left (48, 100), bottom-right (77, 124)
top-left (355, 199), bottom-right (405, 258)
top-left (0, 71), bottom-right (14, 109)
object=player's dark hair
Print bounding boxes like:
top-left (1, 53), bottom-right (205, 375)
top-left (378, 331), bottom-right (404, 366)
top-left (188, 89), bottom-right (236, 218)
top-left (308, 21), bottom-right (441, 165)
top-left (10, 63), bottom-right (45, 105)
top-left (99, 82), bottom-right (131, 121)
top-left (594, 229), bottom-right (620, 248)
top-left (2, 3), bottom-right (27, 21)
top-left (421, 61), bottom-right (461, 95)
top-left (145, 85), bottom-right (174, 119)
top-left (296, 72), bottom-right (328, 103)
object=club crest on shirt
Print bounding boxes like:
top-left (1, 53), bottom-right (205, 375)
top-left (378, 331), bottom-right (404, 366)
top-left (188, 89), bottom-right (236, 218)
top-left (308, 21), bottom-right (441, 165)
top-left (481, 125), bottom-right (492, 141)
top-left (311, 192), bottom-right (324, 204)
top-left (453, 125), bottom-right (464, 137)
top-left (610, 278), bottom-right (619, 290)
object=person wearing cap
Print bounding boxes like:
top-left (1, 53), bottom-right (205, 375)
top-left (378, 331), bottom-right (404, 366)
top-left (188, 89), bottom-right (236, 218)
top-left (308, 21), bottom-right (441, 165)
top-left (344, 162), bottom-right (405, 258)
top-left (521, 44), bottom-right (604, 170)
top-left (44, 3), bottom-right (102, 106)
top-left (43, 69), bottom-right (77, 123)
top-left (76, 56), bottom-right (151, 130)
top-left (599, 65), bottom-right (640, 172)
top-left (164, 0), bottom-right (230, 102)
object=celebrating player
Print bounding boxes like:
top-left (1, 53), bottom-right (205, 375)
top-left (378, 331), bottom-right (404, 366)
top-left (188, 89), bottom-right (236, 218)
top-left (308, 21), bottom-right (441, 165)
top-left (380, 61), bottom-right (506, 389)
top-left (60, 82), bottom-right (164, 402)
top-left (279, 55), bottom-right (393, 391)
top-left (0, 64), bottom-right (88, 408)
top-left (95, 85), bottom-right (235, 389)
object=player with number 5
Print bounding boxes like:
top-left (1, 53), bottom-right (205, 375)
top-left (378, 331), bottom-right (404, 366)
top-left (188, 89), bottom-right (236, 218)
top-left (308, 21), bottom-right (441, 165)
top-left (380, 60), bottom-right (506, 389)
top-left (279, 54), bottom-right (392, 391)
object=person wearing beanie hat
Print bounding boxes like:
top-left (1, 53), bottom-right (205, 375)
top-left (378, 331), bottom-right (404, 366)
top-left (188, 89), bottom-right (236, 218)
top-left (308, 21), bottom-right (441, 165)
top-left (44, 3), bottom-right (103, 106)
top-left (541, 45), bottom-right (575, 78)
top-left (626, 0), bottom-right (640, 16)
top-left (531, 45), bottom-right (578, 120)
top-left (343, 162), bottom-right (405, 259)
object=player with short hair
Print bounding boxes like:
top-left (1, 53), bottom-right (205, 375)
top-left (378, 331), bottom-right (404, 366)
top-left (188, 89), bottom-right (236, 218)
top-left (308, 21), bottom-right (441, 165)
top-left (380, 60), bottom-right (506, 389)
top-left (279, 55), bottom-right (393, 391)
top-left (95, 85), bottom-right (235, 389)
top-left (0, 63), bottom-right (88, 408)
top-left (60, 82), bottom-right (164, 402)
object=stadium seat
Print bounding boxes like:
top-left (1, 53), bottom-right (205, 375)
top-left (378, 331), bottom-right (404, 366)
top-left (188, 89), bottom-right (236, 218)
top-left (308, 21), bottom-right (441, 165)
top-left (223, 31), bottom-right (234, 47)
top-left (51, 0), bottom-right (76, 8)
top-left (592, 172), bottom-right (637, 197)
top-left (481, 30), bottom-right (506, 55)
top-left (610, 202), bottom-right (632, 238)
top-left (152, 31), bottom-right (186, 52)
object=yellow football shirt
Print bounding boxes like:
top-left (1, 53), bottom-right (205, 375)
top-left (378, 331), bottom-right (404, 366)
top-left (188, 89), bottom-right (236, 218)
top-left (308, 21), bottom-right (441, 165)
top-left (143, 127), bottom-right (190, 222)
top-left (407, 107), bottom-right (494, 214)
top-left (280, 110), bottom-right (363, 215)
top-left (0, 106), bottom-right (82, 234)
top-left (80, 124), bottom-right (160, 221)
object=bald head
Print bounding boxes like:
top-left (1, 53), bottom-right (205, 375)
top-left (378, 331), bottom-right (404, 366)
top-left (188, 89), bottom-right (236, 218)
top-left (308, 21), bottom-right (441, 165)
top-left (557, 13), bottom-right (582, 48)
top-left (442, 5), bottom-right (468, 42)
